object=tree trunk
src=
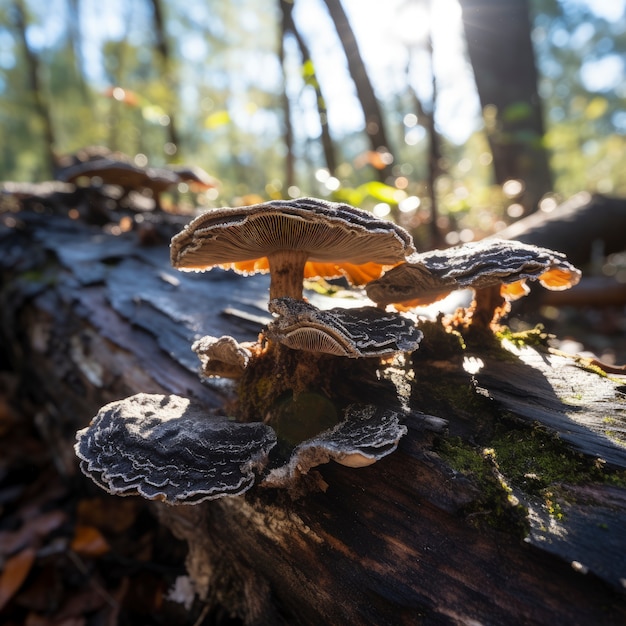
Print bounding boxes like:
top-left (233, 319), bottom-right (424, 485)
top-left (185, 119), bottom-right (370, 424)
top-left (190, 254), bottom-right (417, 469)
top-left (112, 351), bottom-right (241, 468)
top-left (320, 0), bottom-right (394, 181)
top-left (12, 0), bottom-right (57, 177)
top-left (459, 0), bottom-right (552, 213)
top-left (148, 0), bottom-right (181, 155)
top-left (279, 0), bottom-right (297, 188)
top-left (1, 188), bottom-right (625, 624)
top-left (281, 0), bottom-right (337, 178)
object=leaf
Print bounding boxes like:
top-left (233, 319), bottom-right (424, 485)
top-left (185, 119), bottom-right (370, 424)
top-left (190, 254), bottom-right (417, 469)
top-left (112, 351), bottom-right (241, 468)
top-left (585, 97), bottom-right (608, 120)
top-left (0, 547), bottom-right (36, 611)
top-left (301, 60), bottom-right (319, 88)
top-left (142, 104), bottom-right (168, 123)
top-left (70, 526), bottom-right (110, 557)
top-left (204, 110), bottom-right (231, 129)
top-left (0, 510), bottom-right (67, 556)
top-left (356, 181), bottom-right (404, 204)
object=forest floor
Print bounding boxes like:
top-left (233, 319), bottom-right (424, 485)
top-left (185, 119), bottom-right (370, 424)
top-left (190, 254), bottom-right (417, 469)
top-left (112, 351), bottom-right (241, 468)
top-left (0, 298), bottom-right (624, 624)
top-left (0, 390), bottom-right (232, 625)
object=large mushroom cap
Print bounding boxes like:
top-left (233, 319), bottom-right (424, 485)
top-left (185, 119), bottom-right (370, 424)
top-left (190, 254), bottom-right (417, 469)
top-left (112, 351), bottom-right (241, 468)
top-left (170, 197), bottom-right (415, 300)
top-left (266, 297), bottom-right (422, 358)
top-left (75, 393), bottom-right (276, 504)
top-left (366, 238), bottom-right (582, 308)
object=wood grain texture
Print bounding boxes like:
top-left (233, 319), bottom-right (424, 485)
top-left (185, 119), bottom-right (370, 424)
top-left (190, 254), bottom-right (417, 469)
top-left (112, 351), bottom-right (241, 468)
top-left (1, 202), bottom-right (625, 624)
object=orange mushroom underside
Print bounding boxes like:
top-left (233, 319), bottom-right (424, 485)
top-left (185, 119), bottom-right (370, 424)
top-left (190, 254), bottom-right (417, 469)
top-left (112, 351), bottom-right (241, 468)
top-left (386, 267), bottom-right (580, 311)
top-left (220, 258), bottom-right (394, 286)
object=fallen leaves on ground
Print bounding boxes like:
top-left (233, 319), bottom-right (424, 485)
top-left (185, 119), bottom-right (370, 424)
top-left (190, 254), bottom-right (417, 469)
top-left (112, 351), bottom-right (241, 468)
top-left (0, 383), bottom-right (218, 625)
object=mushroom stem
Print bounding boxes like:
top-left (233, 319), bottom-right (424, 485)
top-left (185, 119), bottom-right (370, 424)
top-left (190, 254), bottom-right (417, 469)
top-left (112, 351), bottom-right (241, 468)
top-left (469, 285), bottom-right (510, 329)
top-left (267, 250), bottom-right (309, 300)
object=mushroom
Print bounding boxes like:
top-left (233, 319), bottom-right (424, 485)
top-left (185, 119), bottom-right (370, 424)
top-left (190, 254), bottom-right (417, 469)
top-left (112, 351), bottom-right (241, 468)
top-left (58, 157), bottom-right (181, 196)
top-left (57, 156), bottom-right (217, 209)
top-left (170, 198), bottom-right (415, 301)
top-left (75, 393), bottom-right (276, 504)
top-left (192, 335), bottom-right (254, 379)
top-left (263, 404), bottom-right (407, 487)
top-left (168, 164), bottom-right (218, 192)
top-left (265, 297), bottom-right (423, 358)
top-left (366, 239), bottom-right (581, 326)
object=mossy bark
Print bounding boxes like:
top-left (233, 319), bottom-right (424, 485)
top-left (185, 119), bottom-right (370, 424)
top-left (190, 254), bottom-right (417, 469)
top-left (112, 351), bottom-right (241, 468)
top-left (2, 199), bottom-right (626, 625)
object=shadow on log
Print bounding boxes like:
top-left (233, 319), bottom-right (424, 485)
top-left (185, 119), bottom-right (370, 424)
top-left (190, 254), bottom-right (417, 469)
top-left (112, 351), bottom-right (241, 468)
top-left (1, 193), bottom-right (625, 624)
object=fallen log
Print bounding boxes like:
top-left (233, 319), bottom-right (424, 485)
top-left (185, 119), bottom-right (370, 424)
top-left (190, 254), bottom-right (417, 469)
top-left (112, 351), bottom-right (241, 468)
top-left (495, 191), bottom-right (626, 267)
top-left (1, 198), bottom-right (625, 625)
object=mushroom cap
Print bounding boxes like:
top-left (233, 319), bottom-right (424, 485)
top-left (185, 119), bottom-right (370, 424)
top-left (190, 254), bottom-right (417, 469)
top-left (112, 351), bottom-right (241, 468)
top-left (58, 158), bottom-right (180, 192)
top-left (170, 197), bottom-right (415, 286)
top-left (192, 335), bottom-right (253, 379)
top-left (75, 393), bottom-right (276, 504)
top-left (366, 238), bottom-right (582, 307)
top-left (265, 297), bottom-right (423, 357)
top-left (263, 403), bottom-right (407, 486)
top-left (167, 164), bottom-right (218, 190)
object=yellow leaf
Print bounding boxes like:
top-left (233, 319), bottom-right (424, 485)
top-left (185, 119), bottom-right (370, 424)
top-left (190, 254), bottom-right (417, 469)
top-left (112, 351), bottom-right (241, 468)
top-left (585, 97), bottom-right (608, 120)
top-left (204, 110), bottom-right (231, 129)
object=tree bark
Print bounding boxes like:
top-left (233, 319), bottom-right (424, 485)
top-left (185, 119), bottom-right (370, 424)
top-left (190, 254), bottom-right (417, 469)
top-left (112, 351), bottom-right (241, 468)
top-left (1, 190), bottom-right (625, 624)
top-left (459, 0), bottom-right (552, 213)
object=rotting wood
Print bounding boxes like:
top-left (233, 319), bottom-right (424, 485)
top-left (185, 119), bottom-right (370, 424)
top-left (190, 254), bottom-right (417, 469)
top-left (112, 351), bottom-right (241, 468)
top-left (1, 198), bottom-right (625, 625)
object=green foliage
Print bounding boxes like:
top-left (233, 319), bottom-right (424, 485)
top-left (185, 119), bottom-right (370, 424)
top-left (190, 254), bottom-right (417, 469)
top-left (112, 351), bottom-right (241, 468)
top-left (0, 0), bottom-right (623, 220)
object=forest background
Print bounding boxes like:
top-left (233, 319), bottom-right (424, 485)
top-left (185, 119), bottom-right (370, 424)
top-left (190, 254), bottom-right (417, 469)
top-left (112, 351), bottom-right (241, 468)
top-left (0, 0), bottom-right (624, 252)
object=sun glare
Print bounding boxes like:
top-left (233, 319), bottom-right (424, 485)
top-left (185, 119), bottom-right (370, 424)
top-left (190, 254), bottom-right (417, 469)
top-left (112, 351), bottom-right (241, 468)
top-left (342, 0), bottom-right (479, 142)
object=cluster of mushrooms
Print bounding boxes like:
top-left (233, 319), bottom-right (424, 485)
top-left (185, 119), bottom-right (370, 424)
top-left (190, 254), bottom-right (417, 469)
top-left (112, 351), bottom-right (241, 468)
top-left (76, 198), bottom-right (581, 504)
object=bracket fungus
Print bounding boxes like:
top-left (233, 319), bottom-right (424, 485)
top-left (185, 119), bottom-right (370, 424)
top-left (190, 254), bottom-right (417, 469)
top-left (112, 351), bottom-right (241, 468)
top-left (75, 393), bottom-right (276, 504)
top-left (74, 197), bottom-right (425, 502)
top-left (366, 238), bottom-right (581, 327)
top-left (170, 197), bottom-right (415, 301)
top-left (265, 297), bottom-right (422, 358)
top-left (192, 334), bottom-right (254, 379)
top-left (264, 404), bottom-right (408, 487)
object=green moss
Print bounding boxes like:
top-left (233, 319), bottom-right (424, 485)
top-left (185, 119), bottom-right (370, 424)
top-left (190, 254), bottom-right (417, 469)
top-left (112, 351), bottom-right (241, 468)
top-left (485, 420), bottom-right (626, 519)
top-left (490, 422), bottom-right (604, 493)
top-left (436, 436), bottom-right (529, 535)
top-left (414, 318), bottom-right (465, 361)
top-left (604, 428), bottom-right (626, 446)
top-left (495, 324), bottom-right (553, 348)
top-left (265, 390), bottom-right (340, 458)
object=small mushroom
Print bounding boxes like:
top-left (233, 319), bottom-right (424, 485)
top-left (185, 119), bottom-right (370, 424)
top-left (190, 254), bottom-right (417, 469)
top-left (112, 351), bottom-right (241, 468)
top-left (264, 404), bottom-right (407, 486)
top-left (366, 239), bottom-right (581, 326)
top-left (170, 198), bottom-right (415, 301)
top-left (75, 393), bottom-right (276, 504)
top-left (167, 164), bottom-right (218, 192)
top-left (58, 158), bottom-right (181, 195)
top-left (192, 335), bottom-right (254, 379)
top-left (265, 297), bottom-right (422, 358)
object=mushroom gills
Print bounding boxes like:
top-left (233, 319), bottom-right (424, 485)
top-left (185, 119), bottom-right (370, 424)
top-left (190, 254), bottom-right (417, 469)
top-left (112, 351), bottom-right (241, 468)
top-left (170, 197), bottom-right (416, 301)
top-left (266, 297), bottom-right (422, 358)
